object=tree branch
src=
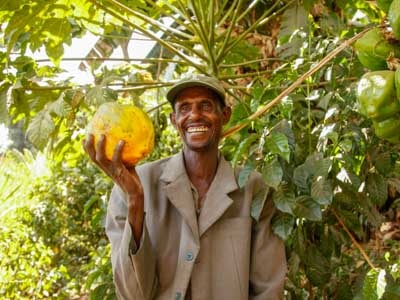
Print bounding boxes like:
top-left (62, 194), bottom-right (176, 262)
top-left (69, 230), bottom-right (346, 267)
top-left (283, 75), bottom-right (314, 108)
top-left (222, 27), bottom-right (373, 138)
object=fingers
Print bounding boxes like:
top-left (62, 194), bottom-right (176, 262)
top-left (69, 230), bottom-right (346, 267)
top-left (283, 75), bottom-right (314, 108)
top-left (112, 140), bottom-right (125, 164)
top-left (95, 134), bottom-right (108, 163)
top-left (82, 134), bottom-right (96, 159)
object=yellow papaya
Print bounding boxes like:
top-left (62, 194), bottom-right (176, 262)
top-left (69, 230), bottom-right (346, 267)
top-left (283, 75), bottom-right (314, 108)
top-left (87, 102), bottom-right (154, 166)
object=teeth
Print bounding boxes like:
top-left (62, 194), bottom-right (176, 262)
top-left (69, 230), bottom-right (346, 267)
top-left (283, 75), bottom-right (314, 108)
top-left (187, 126), bottom-right (208, 133)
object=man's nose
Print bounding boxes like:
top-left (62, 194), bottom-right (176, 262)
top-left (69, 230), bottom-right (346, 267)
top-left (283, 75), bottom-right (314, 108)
top-left (188, 105), bottom-right (202, 119)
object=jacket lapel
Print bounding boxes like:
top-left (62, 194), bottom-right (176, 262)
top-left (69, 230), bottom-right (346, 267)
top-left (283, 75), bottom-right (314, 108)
top-left (198, 156), bottom-right (238, 236)
top-left (160, 152), bottom-right (200, 242)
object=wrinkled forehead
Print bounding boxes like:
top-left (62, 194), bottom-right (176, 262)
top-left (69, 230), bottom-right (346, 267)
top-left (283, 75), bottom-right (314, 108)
top-left (173, 86), bottom-right (224, 108)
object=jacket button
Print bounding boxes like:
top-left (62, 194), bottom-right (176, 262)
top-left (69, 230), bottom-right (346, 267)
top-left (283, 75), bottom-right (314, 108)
top-left (185, 251), bottom-right (194, 262)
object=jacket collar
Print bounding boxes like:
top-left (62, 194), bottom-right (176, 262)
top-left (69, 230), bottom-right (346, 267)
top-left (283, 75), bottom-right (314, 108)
top-left (160, 151), bottom-right (238, 238)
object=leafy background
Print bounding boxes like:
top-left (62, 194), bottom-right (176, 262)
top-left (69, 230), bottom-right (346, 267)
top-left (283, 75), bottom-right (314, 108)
top-left (1, 0), bottom-right (400, 299)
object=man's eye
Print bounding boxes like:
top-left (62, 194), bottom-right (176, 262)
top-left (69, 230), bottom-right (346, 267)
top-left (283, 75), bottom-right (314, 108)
top-left (201, 102), bottom-right (212, 110)
top-left (179, 105), bottom-right (189, 113)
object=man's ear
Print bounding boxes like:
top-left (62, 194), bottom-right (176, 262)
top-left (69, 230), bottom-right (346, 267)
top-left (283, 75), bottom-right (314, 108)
top-left (170, 112), bottom-right (177, 128)
top-left (222, 106), bottom-right (232, 125)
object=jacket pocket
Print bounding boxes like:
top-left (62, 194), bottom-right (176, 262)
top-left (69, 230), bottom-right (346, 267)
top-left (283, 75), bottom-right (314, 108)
top-left (213, 217), bottom-right (252, 299)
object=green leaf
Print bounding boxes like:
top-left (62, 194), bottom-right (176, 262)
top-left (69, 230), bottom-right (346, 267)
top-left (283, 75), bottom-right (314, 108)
top-left (250, 186), bottom-right (268, 222)
top-left (223, 39), bottom-right (260, 65)
top-left (262, 158), bottom-right (283, 190)
top-left (311, 177), bottom-right (333, 205)
top-left (366, 173), bottom-right (388, 208)
top-left (293, 164), bottom-right (311, 193)
top-left (273, 182), bottom-right (296, 214)
top-left (375, 152), bottom-right (394, 175)
top-left (48, 93), bottom-right (73, 118)
top-left (26, 110), bottom-right (55, 150)
top-left (265, 132), bottom-right (290, 162)
top-left (303, 244), bottom-right (332, 286)
top-left (305, 152), bottom-right (332, 178)
top-left (272, 213), bottom-right (294, 240)
top-left (90, 283), bottom-right (109, 300)
top-left (232, 134), bottom-right (258, 165)
top-left (293, 196), bottom-right (322, 221)
top-left (363, 268), bottom-right (380, 300)
top-left (279, 4), bottom-right (309, 38)
top-left (271, 119), bottom-right (295, 150)
top-left (42, 17), bottom-right (72, 65)
top-left (0, 82), bottom-right (12, 124)
top-left (238, 164), bottom-right (254, 189)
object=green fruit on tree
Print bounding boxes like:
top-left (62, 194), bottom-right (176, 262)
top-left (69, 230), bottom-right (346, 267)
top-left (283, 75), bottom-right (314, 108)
top-left (395, 68), bottom-right (400, 99)
top-left (388, 0), bottom-right (400, 39)
top-left (377, 0), bottom-right (393, 13)
top-left (373, 117), bottom-right (400, 143)
top-left (356, 70), bottom-right (400, 121)
top-left (354, 28), bottom-right (400, 70)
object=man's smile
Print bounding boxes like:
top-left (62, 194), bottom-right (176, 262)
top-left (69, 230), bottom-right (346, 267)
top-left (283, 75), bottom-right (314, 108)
top-left (187, 125), bottom-right (209, 133)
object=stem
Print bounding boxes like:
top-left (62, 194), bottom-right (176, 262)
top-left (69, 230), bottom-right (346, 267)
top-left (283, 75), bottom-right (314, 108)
top-left (219, 69), bottom-right (273, 80)
top-left (221, 57), bottom-right (285, 68)
top-left (217, 0), bottom-right (243, 63)
top-left (88, 0), bottom-right (207, 73)
top-left (222, 27), bottom-right (373, 138)
top-left (105, 0), bottom-right (193, 40)
top-left (146, 101), bottom-right (169, 113)
top-left (188, 0), bottom-right (215, 72)
top-left (219, 0), bottom-right (291, 62)
top-left (331, 208), bottom-right (376, 269)
top-left (32, 57), bottom-right (185, 64)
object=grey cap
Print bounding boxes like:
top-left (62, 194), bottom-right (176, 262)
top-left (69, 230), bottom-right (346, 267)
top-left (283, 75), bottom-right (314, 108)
top-left (166, 74), bottom-right (226, 105)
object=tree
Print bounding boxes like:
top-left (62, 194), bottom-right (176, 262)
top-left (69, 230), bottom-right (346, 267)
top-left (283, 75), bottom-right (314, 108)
top-left (1, 0), bottom-right (400, 298)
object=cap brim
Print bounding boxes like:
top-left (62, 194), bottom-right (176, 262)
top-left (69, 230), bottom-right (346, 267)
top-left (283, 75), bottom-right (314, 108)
top-left (166, 80), bottom-right (226, 105)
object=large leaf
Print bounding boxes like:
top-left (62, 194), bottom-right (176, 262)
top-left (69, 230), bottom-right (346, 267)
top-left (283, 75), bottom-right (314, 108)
top-left (293, 164), bottom-right (311, 193)
top-left (311, 176), bottom-right (333, 205)
top-left (366, 173), bottom-right (388, 208)
top-left (363, 268), bottom-right (380, 300)
top-left (262, 158), bottom-right (283, 190)
top-left (293, 195), bottom-right (322, 221)
top-left (42, 17), bottom-right (72, 65)
top-left (26, 110), bottom-right (55, 150)
top-left (303, 244), bottom-right (332, 287)
top-left (0, 82), bottom-right (12, 124)
top-left (250, 186), bottom-right (268, 222)
top-left (265, 132), bottom-right (290, 162)
top-left (273, 182), bottom-right (296, 214)
top-left (272, 213), bottom-right (294, 240)
top-left (232, 134), bottom-right (258, 165)
top-left (238, 164), bottom-right (254, 189)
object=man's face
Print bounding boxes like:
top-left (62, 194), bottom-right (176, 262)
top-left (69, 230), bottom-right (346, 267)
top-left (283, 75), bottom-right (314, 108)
top-left (170, 86), bottom-right (231, 152)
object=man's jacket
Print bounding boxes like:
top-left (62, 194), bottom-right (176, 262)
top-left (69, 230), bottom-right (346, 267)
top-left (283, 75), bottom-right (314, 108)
top-left (106, 152), bottom-right (287, 300)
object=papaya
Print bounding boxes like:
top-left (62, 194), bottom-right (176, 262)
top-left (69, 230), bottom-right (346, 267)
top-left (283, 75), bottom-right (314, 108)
top-left (354, 28), bottom-right (400, 70)
top-left (388, 0), bottom-right (400, 39)
top-left (356, 70), bottom-right (400, 121)
top-left (373, 117), bottom-right (400, 143)
top-left (86, 102), bottom-right (154, 166)
top-left (396, 68), bottom-right (400, 99)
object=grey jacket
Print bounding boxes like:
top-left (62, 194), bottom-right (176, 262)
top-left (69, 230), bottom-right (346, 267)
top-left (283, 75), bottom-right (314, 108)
top-left (106, 152), bottom-right (286, 300)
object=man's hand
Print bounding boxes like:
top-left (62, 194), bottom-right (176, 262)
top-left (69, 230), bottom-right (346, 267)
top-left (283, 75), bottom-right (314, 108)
top-left (83, 134), bottom-right (144, 246)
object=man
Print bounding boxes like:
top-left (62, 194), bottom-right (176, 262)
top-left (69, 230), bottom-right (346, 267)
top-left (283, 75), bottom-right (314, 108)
top-left (84, 75), bottom-right (287, 300)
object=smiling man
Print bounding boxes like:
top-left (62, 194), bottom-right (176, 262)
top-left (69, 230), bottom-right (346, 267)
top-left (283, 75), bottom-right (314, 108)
top-left (84, 75), bottom-right (287, 300)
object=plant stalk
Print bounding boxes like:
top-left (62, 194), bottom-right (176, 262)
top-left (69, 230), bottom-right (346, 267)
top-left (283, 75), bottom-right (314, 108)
top-left (331, 209), bottom-right (376, 270)
top-left (222, 27), bottom-right (373, 138)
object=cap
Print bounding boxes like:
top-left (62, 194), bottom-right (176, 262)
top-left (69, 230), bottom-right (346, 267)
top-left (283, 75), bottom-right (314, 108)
top-left (166, 74), bottom-right (226, 105)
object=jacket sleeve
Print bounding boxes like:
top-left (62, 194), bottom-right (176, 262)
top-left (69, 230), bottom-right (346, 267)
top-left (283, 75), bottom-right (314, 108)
top-left (249, 187), bottom-right (287, 300)
top-left (105, 185), bottom-right (158, 300)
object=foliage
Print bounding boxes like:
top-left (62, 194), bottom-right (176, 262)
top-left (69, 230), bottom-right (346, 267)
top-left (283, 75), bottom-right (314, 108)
top-left (0, 149), bottom-right (115, 298)
top-left (1, 0), bottom-right (400, 299)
